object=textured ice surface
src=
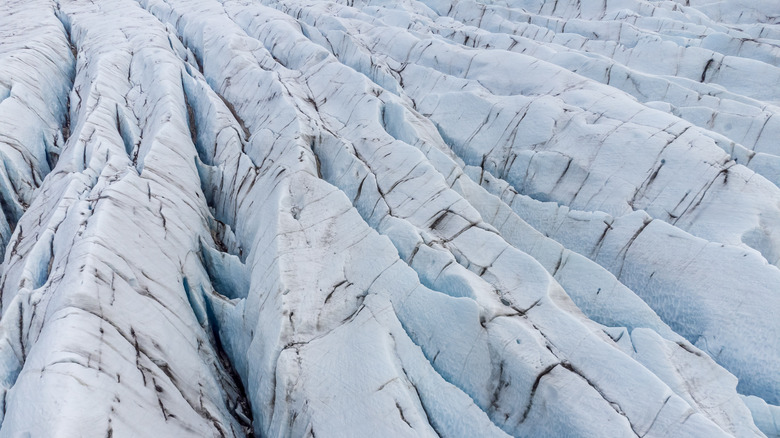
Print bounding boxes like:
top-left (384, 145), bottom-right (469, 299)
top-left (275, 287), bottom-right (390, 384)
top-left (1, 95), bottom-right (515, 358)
top-left (0, 0), bottom-right (778, 436)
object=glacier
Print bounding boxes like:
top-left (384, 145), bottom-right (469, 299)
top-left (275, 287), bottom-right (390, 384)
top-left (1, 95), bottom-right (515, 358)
top-left (0, 0), bottom-right (779, 436)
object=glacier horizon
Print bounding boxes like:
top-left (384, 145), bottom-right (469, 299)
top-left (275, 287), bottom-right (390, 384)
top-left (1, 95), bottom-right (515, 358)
top-left (0, 0), bottom-right (779, 436)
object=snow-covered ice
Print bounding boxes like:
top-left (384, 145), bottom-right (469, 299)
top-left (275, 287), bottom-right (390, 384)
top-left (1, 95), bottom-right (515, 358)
top-left (0, 0), bottom-right (779, 436)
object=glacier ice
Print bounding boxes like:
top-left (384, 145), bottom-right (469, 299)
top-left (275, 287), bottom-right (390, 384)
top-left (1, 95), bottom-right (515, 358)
top-left (0, 0), bottom-right (779, 436)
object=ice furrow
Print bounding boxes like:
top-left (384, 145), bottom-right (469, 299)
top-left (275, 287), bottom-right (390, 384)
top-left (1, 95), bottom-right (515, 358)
top-left (1, 0), bottom-right (779, 436)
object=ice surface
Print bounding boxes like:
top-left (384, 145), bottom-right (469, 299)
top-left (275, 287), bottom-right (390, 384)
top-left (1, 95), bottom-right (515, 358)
top-left (0, 0), bottom-right (778, 436)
